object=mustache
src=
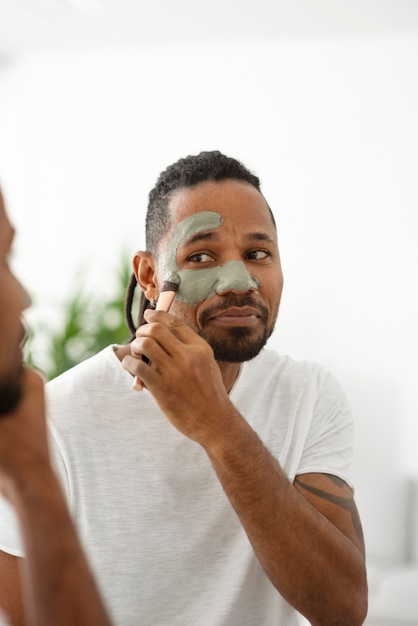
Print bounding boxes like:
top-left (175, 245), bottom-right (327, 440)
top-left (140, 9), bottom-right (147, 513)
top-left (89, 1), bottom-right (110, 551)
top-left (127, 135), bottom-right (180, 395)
top-left (0, 365), bottom-right (24, 417)
top-left (200, 294), bottom-right (269, 323)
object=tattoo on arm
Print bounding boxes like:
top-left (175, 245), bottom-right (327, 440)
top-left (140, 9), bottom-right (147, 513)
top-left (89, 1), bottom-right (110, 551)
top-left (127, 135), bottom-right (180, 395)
top-left (294, 474), bottom-right (364, 544)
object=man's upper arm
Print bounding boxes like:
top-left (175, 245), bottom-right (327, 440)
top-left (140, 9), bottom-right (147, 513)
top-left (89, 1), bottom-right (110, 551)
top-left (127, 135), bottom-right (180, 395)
top-left (0, 550), bottom-right (24, 626)
top-left (294, 472), bottom-right (365, 556)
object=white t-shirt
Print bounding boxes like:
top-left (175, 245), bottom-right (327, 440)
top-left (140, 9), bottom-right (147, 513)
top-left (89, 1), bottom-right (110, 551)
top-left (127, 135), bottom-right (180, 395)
top-left (0, 609), bottom-right (10, 626)
top-left (0, 346), bottom-right (354, 626)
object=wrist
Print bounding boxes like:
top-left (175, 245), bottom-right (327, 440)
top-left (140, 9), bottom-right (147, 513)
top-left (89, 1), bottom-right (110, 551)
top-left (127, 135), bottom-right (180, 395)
top-left (200, 406), bottom-right (249, 456)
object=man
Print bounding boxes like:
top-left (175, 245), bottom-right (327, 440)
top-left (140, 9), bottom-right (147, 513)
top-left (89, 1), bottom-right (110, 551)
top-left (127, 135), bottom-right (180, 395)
top-left (0, 190), bottom-right (112, 626)
top-left (0, 151), bottom-right (368, 625)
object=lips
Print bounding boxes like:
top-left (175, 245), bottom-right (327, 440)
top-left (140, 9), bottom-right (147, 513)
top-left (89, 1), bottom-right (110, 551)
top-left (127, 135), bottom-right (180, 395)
top-left (208, 306), bottom-right (261, 326)
top-left (210, 306), bottom-right (260, 319)
top-left (199, 294), bottom-right (269, 329)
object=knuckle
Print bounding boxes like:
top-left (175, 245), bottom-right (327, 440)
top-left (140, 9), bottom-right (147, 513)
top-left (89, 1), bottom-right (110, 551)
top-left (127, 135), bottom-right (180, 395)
top-left (169, 317), bottom-right (184, 329)
top-left (141, 336), bottom-right (154, 351)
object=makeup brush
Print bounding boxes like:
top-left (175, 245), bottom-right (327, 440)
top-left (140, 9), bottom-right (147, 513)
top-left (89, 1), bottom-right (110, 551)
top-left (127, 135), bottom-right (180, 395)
top-left (132, 272), bottom-right (180, 391)
top-left (156, 272), bottom-right (180, 312)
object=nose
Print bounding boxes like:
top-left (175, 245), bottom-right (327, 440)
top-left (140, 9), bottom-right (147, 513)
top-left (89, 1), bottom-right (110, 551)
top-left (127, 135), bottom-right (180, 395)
top-left (215, 260), bottom-right (259, 295)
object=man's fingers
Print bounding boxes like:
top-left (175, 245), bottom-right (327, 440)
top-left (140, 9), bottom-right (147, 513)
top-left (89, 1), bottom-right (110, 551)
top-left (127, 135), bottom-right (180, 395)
top-left (143, 309), bottom-right (188, 331)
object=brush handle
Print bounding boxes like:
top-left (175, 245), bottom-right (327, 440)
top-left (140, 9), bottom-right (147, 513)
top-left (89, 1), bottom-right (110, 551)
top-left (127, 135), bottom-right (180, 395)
top-left (156, 280), bottom-right (179, 312)
top-left (156, 290), bottom-right (177, 312)
top-left (133, 280), bottom-right (179, 390)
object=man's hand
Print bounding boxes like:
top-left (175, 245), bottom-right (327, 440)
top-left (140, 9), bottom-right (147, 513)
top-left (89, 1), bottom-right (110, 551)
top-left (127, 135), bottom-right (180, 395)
top-left (0, 367), bottom-right (49, 503)
top-left (122, 309), bottom-right (234, 444)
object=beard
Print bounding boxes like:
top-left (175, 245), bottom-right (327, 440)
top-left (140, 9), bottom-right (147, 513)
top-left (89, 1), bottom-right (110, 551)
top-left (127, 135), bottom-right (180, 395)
top-left (0, 364), bottom-right (24, 417)
top-left (198, 294), bottom-right (276, 363)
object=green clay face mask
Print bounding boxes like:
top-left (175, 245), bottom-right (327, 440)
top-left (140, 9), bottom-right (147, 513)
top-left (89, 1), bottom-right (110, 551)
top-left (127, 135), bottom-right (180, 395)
top-left (161, 210), bottom-right (260, 306)
top-left (177, 260), bottom-right (260, 305)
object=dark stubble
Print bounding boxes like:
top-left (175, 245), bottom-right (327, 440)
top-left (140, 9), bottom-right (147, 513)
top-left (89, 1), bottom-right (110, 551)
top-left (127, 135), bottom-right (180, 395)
top-left (198, 294), bottom-right (276, 363)
top-left (0, 365), bottom-right (24, 417)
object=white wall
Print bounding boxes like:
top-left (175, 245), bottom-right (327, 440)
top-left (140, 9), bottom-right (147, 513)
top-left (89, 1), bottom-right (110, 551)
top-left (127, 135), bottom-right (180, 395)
top-left (1, 34), bottom-right (417, 563)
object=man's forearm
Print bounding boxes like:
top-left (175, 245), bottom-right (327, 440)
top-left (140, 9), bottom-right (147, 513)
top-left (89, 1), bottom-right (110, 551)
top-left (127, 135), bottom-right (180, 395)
top-left (11, 470), bottom-right (112, 626)
top-left (202, 410), bottom-right (367, 626)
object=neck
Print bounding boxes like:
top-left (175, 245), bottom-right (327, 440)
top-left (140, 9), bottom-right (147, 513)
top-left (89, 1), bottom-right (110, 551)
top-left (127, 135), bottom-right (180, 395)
top-left (217, 361), bottom-right (241, 394)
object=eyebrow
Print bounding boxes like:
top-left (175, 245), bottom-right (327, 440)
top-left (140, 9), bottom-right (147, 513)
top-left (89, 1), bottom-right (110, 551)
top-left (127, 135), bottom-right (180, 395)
top-left (181, 230), bottom-right (276, 248)
top-left (181, 231), bottom-right (218, 247)
top-left (244, 232), bottom-right (276, 246)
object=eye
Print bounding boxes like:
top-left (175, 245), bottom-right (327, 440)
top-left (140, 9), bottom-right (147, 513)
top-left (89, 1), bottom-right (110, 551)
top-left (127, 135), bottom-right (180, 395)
top-left (187, 252), bottom-right (215, 264)
top-left (246, 249), bottom-right (270, 260)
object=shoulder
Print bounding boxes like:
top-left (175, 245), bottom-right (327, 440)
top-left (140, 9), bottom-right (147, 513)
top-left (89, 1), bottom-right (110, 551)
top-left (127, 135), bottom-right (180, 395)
top-left (45, 344), bottom-right (136, 443)
top-left (45, 345), bottom-right (131, 409)
top-left (47, 345), bottom-right (119, 388)
top-left (239, 348), bottom-right (350, 416)
top-left (243, 348), bottom-right (330, 386)
top-left (244, 351), bottom-right (354, 480)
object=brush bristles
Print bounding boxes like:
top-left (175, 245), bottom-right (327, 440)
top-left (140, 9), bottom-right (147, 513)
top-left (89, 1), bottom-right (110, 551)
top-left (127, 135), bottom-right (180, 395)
top-left (161, 280), bottom-right (179, 293)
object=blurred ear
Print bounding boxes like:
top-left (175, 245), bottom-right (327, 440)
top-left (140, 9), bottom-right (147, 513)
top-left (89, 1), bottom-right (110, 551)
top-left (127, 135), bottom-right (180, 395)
top-left (133, 252), bottom-right (158, 301)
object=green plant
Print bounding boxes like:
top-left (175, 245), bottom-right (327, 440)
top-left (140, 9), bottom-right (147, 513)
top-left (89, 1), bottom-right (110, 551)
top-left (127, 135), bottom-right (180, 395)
top-left (26, 253), bottom-right (137, 381)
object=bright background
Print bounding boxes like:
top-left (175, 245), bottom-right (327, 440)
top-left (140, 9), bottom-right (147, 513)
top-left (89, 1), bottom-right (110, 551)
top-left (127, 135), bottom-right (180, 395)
top-left (0, 1), bottom-right (417, 580)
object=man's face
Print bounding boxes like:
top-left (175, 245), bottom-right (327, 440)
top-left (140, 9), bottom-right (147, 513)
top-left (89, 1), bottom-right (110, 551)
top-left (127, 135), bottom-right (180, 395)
top-left (0, 191), bottom-right (29, 415)
top-left (157, 179), bottom-right (284, 362)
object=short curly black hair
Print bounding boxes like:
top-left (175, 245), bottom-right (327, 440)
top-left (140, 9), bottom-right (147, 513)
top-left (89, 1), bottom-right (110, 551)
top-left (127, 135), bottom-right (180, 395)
top-left (125, 150), bottom-right (272, 335)
top-left (145, 150), bottom-right (263, 257)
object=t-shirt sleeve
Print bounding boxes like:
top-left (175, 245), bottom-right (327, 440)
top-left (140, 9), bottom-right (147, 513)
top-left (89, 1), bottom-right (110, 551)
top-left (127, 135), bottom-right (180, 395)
top-left (297, 367), bottom-right (354, 487)
top-left (0, 495), bottom-right (24, 557)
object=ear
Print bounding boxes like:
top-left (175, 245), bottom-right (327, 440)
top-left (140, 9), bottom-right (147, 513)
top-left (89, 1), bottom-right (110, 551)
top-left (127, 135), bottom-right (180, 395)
top-left (133, 252), bottom-right (159, 301)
